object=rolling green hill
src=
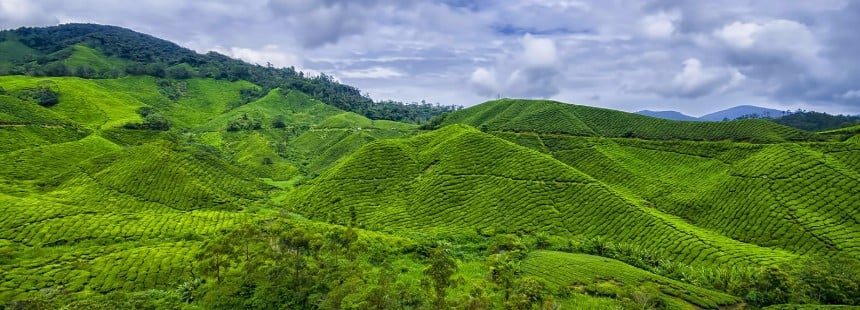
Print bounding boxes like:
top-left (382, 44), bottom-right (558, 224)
top-left (2, 24), bottom-right (859, 309)
top-left (287, 125), bottom-right (808, 267)
top-left (486, 132), bottom-right (860, 261)
top-left (439, 98), bottom-right (820, 142)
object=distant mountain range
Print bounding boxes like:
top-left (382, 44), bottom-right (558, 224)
top-left (635, 110), bottom-right (700, 121)
top-left (636, 105), bottom-right (789, 122)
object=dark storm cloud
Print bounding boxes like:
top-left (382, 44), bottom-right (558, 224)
top-left (1, 0), bottom-right (859, 114)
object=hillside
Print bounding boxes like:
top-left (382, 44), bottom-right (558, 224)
top-left (288, 125), bottom-right (813, 266)
top-left (438, 99), bottom-right (819, 142)
top-left (489, 132), bottom-right (860, 260)
top-left (0, 23), bottom-right (458, 123)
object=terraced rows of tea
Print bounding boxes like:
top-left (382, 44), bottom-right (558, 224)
top-left (2, 54), bottom-right (859, 308)
top-left (0, 241), bottom-right (202, 301)
top-left (288, 125), bottom-right (798, 266)
top-left (523, 251), bottom-right (740, 309)
top-left (0, 71), bottom-right (430, 303)
top-left (492, 132), bottom-right (860, 260)
top-left (0, 130), bottom-right (268, 300)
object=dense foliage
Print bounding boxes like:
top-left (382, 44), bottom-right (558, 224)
top-left (769, 111), bottom-right (860, 132)
top-left (0, 23), bottom-right (459, 123)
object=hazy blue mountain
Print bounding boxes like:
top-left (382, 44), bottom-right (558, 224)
top-left (635, 110), bottom-right (701, 121)
top-left (699, 105), bottom-right (787, 121)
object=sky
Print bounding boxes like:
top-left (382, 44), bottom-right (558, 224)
top-left (2, 0), bottom-right (860, 116)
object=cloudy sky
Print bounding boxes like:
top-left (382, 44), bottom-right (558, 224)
top-left (2, 0), bottom-right (860, 116)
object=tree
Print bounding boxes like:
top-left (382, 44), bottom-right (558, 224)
top-left (166, 65), bottom-right (191, 79)
top-left (424, 246), bottom-right (458, 309)
top-left (74, 65), bottom-right (96, 78)
top-left (42, 62), bottom-right (68, 76)
top-left (146, 62), bottom-right (166, 78)
top-left (272, 115), bottom-right (287, 128)
top-left (196, 237), bottom-right (235, 284)
top-left (745, 265), bottom-right (791, 307)
top-left (487, 252), bottom-right (520, 299)
top-left (460, 286), bottom-right (491, 310)
top-left (534, 232), bottom-right (550, 250)
top-left (27, 81), bottom-right (60, 107)
top-left (488, 234), bottom-right (528, 260)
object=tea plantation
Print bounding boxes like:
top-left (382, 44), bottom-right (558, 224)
top-left (1, 25), bottom-right (859, 309)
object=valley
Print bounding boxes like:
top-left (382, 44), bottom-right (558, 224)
top-left (0, 24), bottom-right (858, 309)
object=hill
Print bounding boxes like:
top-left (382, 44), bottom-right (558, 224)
top-left (699, 105), bottom-right (787, 121)
top-left (437, 99), bottom-right (819, 142)
top-left (0, 72), bottom-right (422, 306)
top-left (287, 125), bottom-right (808, 266)
top-left (488, 131), bottom-right (860, 261)
top-left (634, 110), bottom-right (700, 121)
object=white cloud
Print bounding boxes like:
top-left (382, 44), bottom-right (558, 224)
top-left (521, 34), bottom-right (558, 68)
top-left (714, 19), bottom-right (821, 62)
top-left (469, 67), bottom-right (499, 97)
top-left (338, 67), bottom-right (404, 79)
top-left (468, 34), bottom-right (562, 98)
top-left (521, 0), bottom-right (591, 11)
top-left (0, 0), bottom-right (57, 27)
top-left (2, 0), bottom-right (860, 114)
top-left (214, 45), bottom-right (303, 69)
top-left (640, 11), bottom-right (681, 39)
top-left (714, 21), bottom-right (761, 49)
top-left (840, 89), bottom-right (860, 99)
top-left (661, 58), bottom-right (745, 98)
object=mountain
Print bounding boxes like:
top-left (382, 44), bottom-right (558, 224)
top-left (699, 105), bottom-right (787, 121)
top-left (1, 24), bottom-right (859, 309)
top-left (634, 110), bottom-right (700, 121)
top-left (637, 106), bottom-right (860, 132)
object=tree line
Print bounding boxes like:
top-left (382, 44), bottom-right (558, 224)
top-left (0, 24), bottom-right (460, 124)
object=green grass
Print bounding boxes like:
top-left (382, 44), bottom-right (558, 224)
top-left (442, 99), bottom-right (820, 142)
top-left (523, 251), bottom-right (741, 309)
